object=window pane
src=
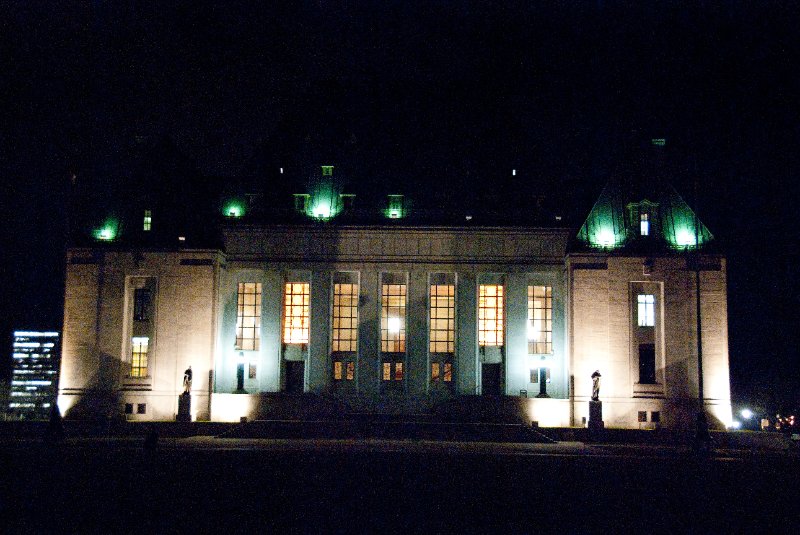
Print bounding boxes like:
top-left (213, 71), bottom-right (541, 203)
top-left (236, 283), bottom-right (262, 350)
top-left (332, 281), bottom-right (360, 354)
top-left (283, 282), bottom-right (310, 343)
top-left (528, 286), bottom-right (553, 354)
top-left (381, 281), bottom-right (406, 353)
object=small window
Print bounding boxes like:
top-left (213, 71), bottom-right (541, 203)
top-left (443, 363), bottom-right (452, 382)
top-left (346, 362), bottom-right (355, 381)
top-left (332, 282), bottom-right (359, 352)
top-left (640, 212), bottom-right (649, 236)
top-left (431, 362), bottom-right (440, 382)
top-left (530, 368), bottom-right (551, 384)
top-left (321, 165), bottom-right (333, 176)
top-left (130, 337), bottom-right (149, 377)
top-left (137, 403), bottom-right (146, 414)
top-left (125, 403), bottom-right (133, 414)
top-left (651, 411), bottom-right (660, 423)
top-left (334, 361), bottom-right (343, 380)
top-left (382, 361), bottom-right (404, 381)
top-left (143, 209), bottom-right (152, 231)
top-left (248, 363), bottom-right (257, 379)
top-left (638, 343), bottom-right (656, 384)
top-left (637, 294), bottom-right (655, 327)
top-left (638, 411), bottom-right (647, 423)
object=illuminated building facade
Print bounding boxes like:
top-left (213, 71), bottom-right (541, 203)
top-left (58, 158), bottom-right (732, 429)
top-left (9, 331), bottom-right (60, 419)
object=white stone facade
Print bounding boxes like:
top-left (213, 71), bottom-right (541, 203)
top-left (58, 225), bottom-right (732, 429)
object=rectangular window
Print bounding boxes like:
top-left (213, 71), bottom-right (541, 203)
top-left (640, 212), bottom-right (649, 236)
top-left (137, 403), bottom-right (146, 414)
top-left (638, 343), bottom-right (656, 384)
top-left (429, 283), bottom-right (455, 353)
top-left (130, 336), bottom-right (149, 377)
top-left (346, 361), bottom-right (355, 381)
top-left (637, 294), bottom-right (655, 327)
top-left (479, 285), bottom-right (504, 346)
top-left (133, 289), bottom-right (150, 321)
top-left (125, 403), bottom-right (133, 414)
top-left (382, 362), bottom-right (404, 381)
top-left (334, 361), bottom-right (343, 381)
top-left (332, 282), bottom-right (359, 352)
top-left (283, 283), bottom-right (310, 344)
top-left (143, 209), bottom-right (152, 231)
top-left (527, 286), bottom-right (552, 354)
top-left (236, 283), bottom-right (262, 351)
top-left (431, 362), bottom-right (440, 382)
top-left (381, 281), bottom-right (406, 352)
top-left (248, 363), bottom-right (257, 379)
top-left (443, 363), bottom-right (452, 382)
top-left (638, 411), bottom-right (647, 423)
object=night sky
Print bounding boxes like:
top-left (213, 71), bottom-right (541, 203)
top-left (3, 2), bottom-right (799, 412)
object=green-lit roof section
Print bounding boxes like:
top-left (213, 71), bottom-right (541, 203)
top-left (222, 198), bottom-right (246, 218)
top-left (383, 194), bottom-right (408, 219)
top-left (305, 165), bottom-right (342, 221)
top-left (92, 217), bottom-right (120, 242)
top-left (577, 178), bottom-right (712, 251)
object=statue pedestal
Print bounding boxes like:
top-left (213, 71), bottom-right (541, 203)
top-left (588, 400), bottom-right (604, 431)
top-left (177, 392), bottom-right (191, 422)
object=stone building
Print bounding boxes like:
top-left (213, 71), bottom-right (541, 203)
top-left (58, 151), bottom-right (732, 429)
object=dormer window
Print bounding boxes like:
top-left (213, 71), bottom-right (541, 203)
top-left (321, 165), bottom-right (333, 176)
top-left (143, 210), bottom-right (152, 231)
top-left (627, 200), bottom-right (659, 239)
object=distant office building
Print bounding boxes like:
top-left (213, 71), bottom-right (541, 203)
top-left (10, 331), bottom-right (60, 419)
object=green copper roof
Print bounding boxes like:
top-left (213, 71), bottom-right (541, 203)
top-left (577, 177), bottom-right (713, 250)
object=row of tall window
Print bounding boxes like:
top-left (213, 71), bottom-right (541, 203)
top-left (233, 279), bottom-right (554, 356)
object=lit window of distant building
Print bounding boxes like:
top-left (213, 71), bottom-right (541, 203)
top-left (143, 209), bottom-right (152, 231)
top-left (332, 283), bottom-right (358, 352)
top-left (381, 282), bottom-right (406, 353)
top-left (429, 283), bottom-right (455, 353)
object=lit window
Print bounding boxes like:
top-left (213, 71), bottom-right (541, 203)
top-left (479, 285), bottom-right (504, 346)
top-left (346, 362), bottom-right (354, 380)
top-left (334, 361), bottom-right (343, 380)
top-left (332, 283), bottom-right (359, 351)
top-left (527, 286), bottom-right (552, 354)
top-left (640, 212), bottom-right (649, 236)
top-left (236, 283), bottom-right (262, 350)
top-left (322, 165), bottom-right (333, 176)
top-left (283, 283), bottom-right (310, 344)
top-left (429, 284), bottom-right (455, 353)
top-left (431, 362), bottom-right (440, 381)
top-left (143, 210), bottom-right (152, 231)
top-left (381, 282), bottom-right (406, 352)
top-left (637, 294), bottom-right (655, 327)
top-left (248, 363), bottom-right (257, 379)
top-left (130, 337), bottom-right (149, 377)
top-left (443, 363), bottom-right (452, 382)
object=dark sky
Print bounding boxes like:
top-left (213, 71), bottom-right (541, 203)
top-left (2, 1), bottom-right (799, 411)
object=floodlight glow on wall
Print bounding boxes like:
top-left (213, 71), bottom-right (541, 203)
top-left (383, 194), bottom-right (407, 219)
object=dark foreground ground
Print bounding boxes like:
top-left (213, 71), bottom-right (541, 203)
top-left (2, 435), bottom-right (799, 534)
